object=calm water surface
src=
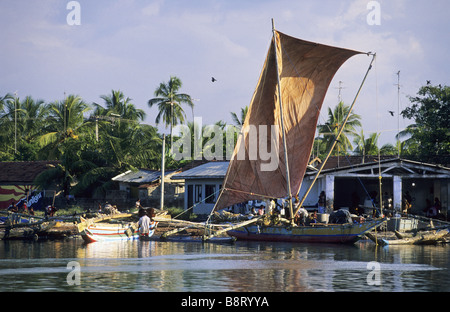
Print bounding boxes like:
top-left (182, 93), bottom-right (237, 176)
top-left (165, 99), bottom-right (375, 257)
top-left (0, 238), bottom-right (449, 292)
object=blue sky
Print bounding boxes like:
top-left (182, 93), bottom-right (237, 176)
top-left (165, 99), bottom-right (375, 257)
top-left (1, 0), bottom-right (449, 147)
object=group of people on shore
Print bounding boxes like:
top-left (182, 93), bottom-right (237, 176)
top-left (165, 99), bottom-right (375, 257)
top-left (8, 201), bottom-right (34, 215)
top-left (7, 201), bottom-right (58, 217)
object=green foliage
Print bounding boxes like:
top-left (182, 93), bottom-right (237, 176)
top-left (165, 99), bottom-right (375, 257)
top-left (401, 83), bottom-right (450, 163)
top-left (0, 88), bottom-right (167, 198)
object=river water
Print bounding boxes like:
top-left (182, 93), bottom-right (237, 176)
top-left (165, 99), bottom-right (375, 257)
top-left (0, 237), bottom-right (449, 293)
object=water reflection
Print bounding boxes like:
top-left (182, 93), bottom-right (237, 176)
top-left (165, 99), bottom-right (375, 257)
top-left (0, 239), bottom-right (448, 292)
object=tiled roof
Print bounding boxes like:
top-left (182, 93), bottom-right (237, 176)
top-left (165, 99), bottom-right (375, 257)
top-left (0, 161), bottom-right (60, 184)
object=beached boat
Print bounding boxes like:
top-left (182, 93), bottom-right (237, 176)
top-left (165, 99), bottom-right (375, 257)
top-left (79, 221), bottom-right (158, 243)
top-left (77, 212), bottom-right (159, 243)
top-left (204, 20), bottom-right (384, 243)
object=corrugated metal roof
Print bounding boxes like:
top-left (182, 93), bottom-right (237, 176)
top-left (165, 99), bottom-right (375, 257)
top-left (172, 162), bottom-right (229, 180)
top-left (112, 169), bottom-right (176, 184)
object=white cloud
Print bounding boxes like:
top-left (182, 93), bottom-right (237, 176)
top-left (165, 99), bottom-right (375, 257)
top-left (142, 2), bottom-right (161, 17)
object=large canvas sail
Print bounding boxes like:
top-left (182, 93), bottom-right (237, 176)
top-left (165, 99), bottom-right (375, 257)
top-left (215, 31), bottom-right (362, 211)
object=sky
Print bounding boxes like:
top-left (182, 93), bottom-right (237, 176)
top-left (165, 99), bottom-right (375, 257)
top-left (1, 0), bottom-right (449, 147)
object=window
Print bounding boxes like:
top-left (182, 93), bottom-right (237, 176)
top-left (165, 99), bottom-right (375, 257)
top-left (194, 185), bottom-right (202, 204)
top-left (205, 184), bottom-right (216, 203)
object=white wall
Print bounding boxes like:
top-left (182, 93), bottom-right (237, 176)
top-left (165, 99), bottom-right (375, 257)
top-left (184, 178), bottom-right (223, 215)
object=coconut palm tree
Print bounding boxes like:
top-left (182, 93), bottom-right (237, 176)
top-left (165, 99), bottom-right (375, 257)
top-left (94, 90), bottom-right (146, 121)
top-left (148, 76), bottom-right (194, 148)
top-left (18, 96), bottom-right (49, 142)
top-left (230, 106), bottom-right (248, 127)
top-left (0, 95), bottom-right (49, 160)
top-left (318, 101), bottom-right (361, 155)
top-left (0, 95), bottom-right (19, 159)
top-left (0, 92), bottom-right (13, 112)
top-left (353, 130), bottom-right (380, 158)
top-left (38, 94), bottom-right (91, 159)
top-left (379, 142), bottom-right (398, 156)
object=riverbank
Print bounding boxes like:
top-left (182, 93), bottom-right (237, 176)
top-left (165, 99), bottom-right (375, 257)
top-left (2, 209), bottom-right (450, 245)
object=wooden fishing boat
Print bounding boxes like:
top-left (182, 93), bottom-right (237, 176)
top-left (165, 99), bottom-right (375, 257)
top-left (79, 222), bottom-right (138, 243)
top-left (79, 221), bottom-right (158, 243)
top-left (77, 212), bottom-right (159, 243)
top-left (228, 219), bottom-right (384, 244)
top-left (204, 20), bottom-right (383, 244)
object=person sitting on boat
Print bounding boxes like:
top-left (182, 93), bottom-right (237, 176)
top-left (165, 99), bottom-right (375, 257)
top-left (258, 203), bottom-right (265, 216)
top-left (308, 210), bottom-right (318, 225)
top-left (295, 206), bottom-right (309, 226)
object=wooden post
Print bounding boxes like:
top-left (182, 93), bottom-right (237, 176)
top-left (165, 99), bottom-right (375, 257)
top-left (160, 134), bottom-right (165, 210)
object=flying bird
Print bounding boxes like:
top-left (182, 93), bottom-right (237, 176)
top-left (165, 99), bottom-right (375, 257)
top-left (388, 111), bottom-right (394, 116)
top-left (211, 77), bottom-right (217, 82)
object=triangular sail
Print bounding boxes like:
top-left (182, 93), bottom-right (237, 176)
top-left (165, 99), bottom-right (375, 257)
top-left (215, 31), bottom-right (362, 211)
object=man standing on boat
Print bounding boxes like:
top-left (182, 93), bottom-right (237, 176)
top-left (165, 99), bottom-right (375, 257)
top-left (138, 208), bottom-right (151, 238)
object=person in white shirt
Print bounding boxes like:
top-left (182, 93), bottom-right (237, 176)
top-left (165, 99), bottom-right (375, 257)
top-left (138, 209), bottom-right (151, 237)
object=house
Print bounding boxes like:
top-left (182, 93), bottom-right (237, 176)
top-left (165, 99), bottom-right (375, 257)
top-left (0, 161), bottom-right (59, 210)
top-left (172, 162), bottom-right (228, 215)
top-left (111, 169), bottom-right (184, 207)
top-left (300, 156), bottom-right (450, 219)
